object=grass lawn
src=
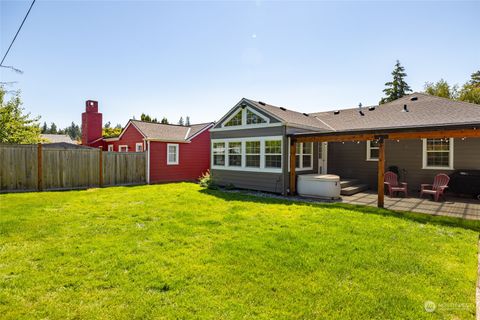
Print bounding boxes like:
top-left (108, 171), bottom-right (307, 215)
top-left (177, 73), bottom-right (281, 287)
top-left (1, 183), bottom-right (479, 319)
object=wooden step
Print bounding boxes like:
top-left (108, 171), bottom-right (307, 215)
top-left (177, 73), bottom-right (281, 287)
top-left (340, 179), bottom-right (361, 188)
top-left (341, 184), bottom-right (369, 196)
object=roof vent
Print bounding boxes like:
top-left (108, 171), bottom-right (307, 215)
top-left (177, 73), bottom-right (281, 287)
top-left (359, 110), bottom-right (365, 116)
top-left (258, 101), bottom-right (266, 106)
top-left (241, 103), bottom-right (247, 109)
top-left (333, 110), bottom-right (340, 115)
top-left (402, 104), bottom-right (409, 112)
top-left (302, 113), bottom-right (309, 117)
top-left (280, 107), bottom-right (287, 111)
top-left (368, 106), bottom-right (376, 111)
top-left (410, 96), bottom-right (418, 101)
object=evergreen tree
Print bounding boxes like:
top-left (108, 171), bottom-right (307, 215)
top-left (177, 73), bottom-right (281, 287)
top-left (178, 117), bottom-right (184, 126)
top-left (0, 86), bottom-right (41, 144)
top-left (49, 122), bottom-right (57, 134)
top-left (380, 60), bottom-right (412, 104)
top-left (41, 122), bottom-right (48, 133)
top-left (185, 116), bottom-right (190, 126)
top-left (161, 117), bottom-right (169, 124)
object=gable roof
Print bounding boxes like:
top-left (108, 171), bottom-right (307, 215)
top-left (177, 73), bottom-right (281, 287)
top-left (243, 99), bottom-right (334, 132)
top-left (129, 120), bottom-right (213, 142)
top-left (41, 134), bottom-right (76, 144)
top-left (309, 93), bottom-right (480, 133)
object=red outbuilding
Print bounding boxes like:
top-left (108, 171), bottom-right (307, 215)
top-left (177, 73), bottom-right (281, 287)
top-left (81, 100), bottom-right (213, 183)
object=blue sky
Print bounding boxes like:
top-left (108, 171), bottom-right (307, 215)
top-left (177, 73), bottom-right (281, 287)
top-left (1, 1), bottom-right (479, 128)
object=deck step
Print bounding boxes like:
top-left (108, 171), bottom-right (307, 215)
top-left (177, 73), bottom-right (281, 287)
top-left (341, 184), bottom-right (369, 196)
top-left (340, 179), bottom-right (361, 188)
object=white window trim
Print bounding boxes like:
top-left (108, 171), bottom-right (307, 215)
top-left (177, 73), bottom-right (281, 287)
top-left (118, 145), bottom-right (128, 152)
top-left (135, 142), bottom-right (143, 152)
top-left (107, 145), bottom-right (114, 152)
top-left (167, 143), bottom-right (179, 165)
top-left (422, 138), bottom-right (454, 170)
top-left (220, 106), bottom-right (270, 129)
top-left (287, 142), bottom-right (313, 171)
top-left (366, 140), bottom-right (379, 161)
top-left (211, 136), bottom-right (283, 173)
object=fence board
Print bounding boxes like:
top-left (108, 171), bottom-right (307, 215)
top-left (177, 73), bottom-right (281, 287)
top-left (0, 144), bottom-right (146, 192)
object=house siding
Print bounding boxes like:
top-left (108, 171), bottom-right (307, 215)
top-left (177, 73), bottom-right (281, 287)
top-left (149, 128), bottom-right (210, 183)
top-left (104, 124), bottom-right (145, 152)
top-left (328, 138), bottom-right (480, 191)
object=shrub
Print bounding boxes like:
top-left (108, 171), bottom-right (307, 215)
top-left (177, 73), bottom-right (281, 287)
top-left (199, 170), bottom-right (216, 189)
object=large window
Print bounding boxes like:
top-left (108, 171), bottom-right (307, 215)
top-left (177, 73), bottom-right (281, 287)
top-left (213, 142), bottom-right (225, 166)
top-left (246, 141), bottom-right (261, 168)
top-left (366, 140), bottom-right (379, 161)
top-left (224, 111), bottom-right (242, 127)
top-left (423, 138), bottom-right (453, 169)
top-left (265, 140), bottom-right (282, 168)
top-left (295, 142), bottom-right (313, 170)
top-left (228, 142), bottom-right (242, 167)
top-left (246, 109), bottom-right (266, 125)
top-left (167, 143), bottom-right (179, 165)
top-left (211, 137), bottom-right (282, 172)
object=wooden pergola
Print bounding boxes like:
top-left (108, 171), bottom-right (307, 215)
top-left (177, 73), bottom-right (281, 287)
top-left (289, 126), bottom-right (480, 208)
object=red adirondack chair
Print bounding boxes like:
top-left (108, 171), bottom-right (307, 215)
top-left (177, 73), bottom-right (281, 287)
top-left (384, 171), bottom-right (408, 197)
top-left (420, 173), bottom-right (450, 202)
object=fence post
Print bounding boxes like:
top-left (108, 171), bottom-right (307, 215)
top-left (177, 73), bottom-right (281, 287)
top-left (99, 148), bottom-right (103, 187)
top-left (37, 143), bottom-right (43, 191)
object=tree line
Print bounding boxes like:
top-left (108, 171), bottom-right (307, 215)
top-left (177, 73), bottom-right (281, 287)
top-left (139, 113), bottom-right (191, 126)
top-left (41, 121), bottom-right (81, 141)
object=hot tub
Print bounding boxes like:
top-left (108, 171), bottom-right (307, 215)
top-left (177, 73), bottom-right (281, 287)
top-left (297, 174), bottom-right (341, 200)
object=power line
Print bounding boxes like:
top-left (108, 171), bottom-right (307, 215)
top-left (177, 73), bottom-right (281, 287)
top-left (0, 0), bottom-right (36, 66)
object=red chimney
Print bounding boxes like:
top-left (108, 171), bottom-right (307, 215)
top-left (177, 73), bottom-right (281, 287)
top-left (81, 100), bottom-right (102, 145)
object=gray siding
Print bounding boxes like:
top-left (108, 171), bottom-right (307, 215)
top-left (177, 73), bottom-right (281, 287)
top-left (212, 170), bottom-right (284, 193)
top-left (328, 138), bottom-right (480, 191)
top-left (211, 126), bottom-right (283, 139)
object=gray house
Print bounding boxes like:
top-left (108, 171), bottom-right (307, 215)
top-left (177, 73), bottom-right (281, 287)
top-left (210, 93), bottom-right (480, 196)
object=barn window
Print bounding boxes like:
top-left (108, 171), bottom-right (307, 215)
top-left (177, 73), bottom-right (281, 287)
top-left (167, 144), bottom-right (179, 165)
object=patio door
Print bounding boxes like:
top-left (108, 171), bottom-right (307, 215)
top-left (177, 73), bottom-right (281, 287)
top-left (318, 142), bottom-right (328, 174)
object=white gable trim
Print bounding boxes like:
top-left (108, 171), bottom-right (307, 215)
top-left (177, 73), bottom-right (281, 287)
top-left (118, 121), bottom-right (147, 140)
top-left (187, 123), bottom-right (215, 141)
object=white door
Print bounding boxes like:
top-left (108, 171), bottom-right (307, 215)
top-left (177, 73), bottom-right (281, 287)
top-left (318, 142), bottom-right (328, 174)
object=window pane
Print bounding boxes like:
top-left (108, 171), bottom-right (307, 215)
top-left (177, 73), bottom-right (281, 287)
top-left (228, 142), bottom-right (242, 154)
top-left (246, 141), bottom-right (260, 154)
top-left (213, 142), bottom-right (225, 154)
top-left (168, 145), bottom-right (176, 154)
top-left (168, 153), bottom-right (176, 163)
top-left (370, 149), bottom-right (379, 159)
top-left (265, 155), bottom-right (281, 168)
top-left (303, 143), bottom-right (312, 154)
top-left (214, 155), bottom-right (225, 166)
top-left (427, 151), bottom-right (449, 167)
top-left (265, 140), bottom-right (281, 154)
top-left (295, 155), bottom-right (300, 169)
top-left (229, 155), bottom-right (242, 166)
top-left (427, 139), bottom-right (450, 151)
top-left (225, 111), bottom-right (242, 127)
top-left (246, 155), bottom-right (260, 167)
top-left (246, 109), bottom-right (266, 125)
top-left (302, 155), bottom-right (312, 168)
top-left (370, 140), bottom-right (380, 148)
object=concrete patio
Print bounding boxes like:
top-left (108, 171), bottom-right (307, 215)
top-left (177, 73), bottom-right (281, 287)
top-left (341, 191), bottom-right (480, 220)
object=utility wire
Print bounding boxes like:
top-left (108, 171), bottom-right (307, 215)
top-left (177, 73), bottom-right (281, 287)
top-left (0, 0), bottom-right (36, 66)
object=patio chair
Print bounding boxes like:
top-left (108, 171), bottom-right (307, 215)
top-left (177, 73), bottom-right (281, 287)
top-left (384, 171), bottom-right (408, 197)
top-left (420, 173), bottom-right (450, 202)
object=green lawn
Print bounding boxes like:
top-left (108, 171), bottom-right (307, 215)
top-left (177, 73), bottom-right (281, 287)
top-left (0, 183), bottom-right (479, 319)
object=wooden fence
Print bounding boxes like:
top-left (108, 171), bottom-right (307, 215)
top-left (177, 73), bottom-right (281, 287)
top-left (0, 144), bottom-right (146, 192)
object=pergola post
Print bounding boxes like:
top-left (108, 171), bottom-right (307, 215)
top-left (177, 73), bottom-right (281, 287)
top-left (289, 139), bottom-right (296, 195)
top-left (377, 138), bottom-right (385, 208)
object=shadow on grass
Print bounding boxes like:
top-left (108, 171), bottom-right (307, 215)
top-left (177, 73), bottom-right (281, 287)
top-left (200, 188), bottom-right (480, 233)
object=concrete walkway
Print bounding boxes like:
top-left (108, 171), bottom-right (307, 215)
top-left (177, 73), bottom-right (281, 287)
top-left (341, 191), bottom-right (480, 220)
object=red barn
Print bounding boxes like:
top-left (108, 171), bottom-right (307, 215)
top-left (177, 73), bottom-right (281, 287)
top-left (81, 100), bottom-right (213, 183)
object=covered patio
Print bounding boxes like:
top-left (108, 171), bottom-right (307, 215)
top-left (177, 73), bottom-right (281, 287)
top-left (341, 191), bottom-right (480, 220)
top-left (289, 126), bottom-right (480, 210)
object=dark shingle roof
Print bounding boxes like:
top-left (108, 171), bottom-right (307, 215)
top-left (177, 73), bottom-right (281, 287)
top-left (245, 99), bottom-right (334, 132)
top-left (130, 120), bottom-right (213, 141)
top-left (309, 93), bottom-right (480, 132)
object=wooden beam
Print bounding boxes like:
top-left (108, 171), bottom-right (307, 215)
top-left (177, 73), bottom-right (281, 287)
top-left (99, 148), bottom-right (103, 188)
top-left (294, 128), bottom-right (480, 143)
top-left (377, 138), bottom-right (385, 208)
top-left (37, 143), bottom-right (43, 191)
top-left (289, 139), bottom-right (296, 195)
